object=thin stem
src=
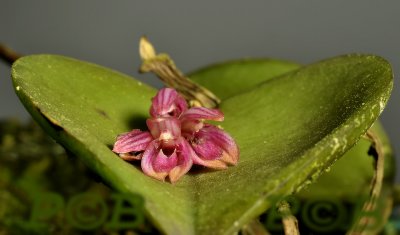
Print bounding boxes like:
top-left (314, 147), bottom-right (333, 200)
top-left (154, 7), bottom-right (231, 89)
top-left (0, 44), bottom-right (21, 65)
top-left (277, 200), bottom-right (300, 235)
top-left (347, 129), bottom-right (386, 235)
top-left (138, 37), bottom-right (220, 108)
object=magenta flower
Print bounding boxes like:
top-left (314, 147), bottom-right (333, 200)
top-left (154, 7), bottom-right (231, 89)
top-left (143, 117), bottom-right (193, 182)
top-left (112, 88), bottom-right (239, 183)
top-left (112, 129), bottom-right (153, 160)
top-left (180, 107), bottom-right (239, 169)
top-left (149, 87), bottom-right (187, 118)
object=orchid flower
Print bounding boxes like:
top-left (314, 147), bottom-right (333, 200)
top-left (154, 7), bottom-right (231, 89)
top-left (112, 88), bottom-right (239, 183)
top-left (180, 107), bottom-right (239, 169)
top-left (143, 117), bottom-right (193, 183)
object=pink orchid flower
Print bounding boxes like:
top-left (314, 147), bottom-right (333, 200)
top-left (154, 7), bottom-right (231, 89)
top-left (112, 88), bottom-right (239, 183)
top-left (180, 107), bottom-right (239, 169)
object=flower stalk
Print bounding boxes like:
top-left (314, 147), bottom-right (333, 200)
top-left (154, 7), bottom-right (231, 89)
top-left (0, 44), bottom-right (21, 65)
top-left (138, 37), bottom-right (220, 108)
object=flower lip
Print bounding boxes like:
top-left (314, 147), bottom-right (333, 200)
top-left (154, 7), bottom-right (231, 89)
top-left (141, 137), bottom-right (193, 183)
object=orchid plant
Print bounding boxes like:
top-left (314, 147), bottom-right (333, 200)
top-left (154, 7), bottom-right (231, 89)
top-left (5, 37), bottom-right (395, 235)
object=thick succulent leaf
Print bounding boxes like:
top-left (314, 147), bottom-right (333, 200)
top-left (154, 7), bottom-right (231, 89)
top-left (12, 55), bottom-right (392, 235)
top-left (189, 55), bottom-right (392, 234)
top-left (188, 59), bottom-right (300, 100)
top-left (291, 121), bottom-right (395, 233)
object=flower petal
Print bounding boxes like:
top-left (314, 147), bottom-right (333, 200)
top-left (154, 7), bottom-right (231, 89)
top-left (180, 107), bottom-right (224, 122)
top-left (146, 117), bottom-right (181, 147)
top-left (169, 138), bottom-right (194, 183)
top-left (150, 88), bottom-right (187, 118)
top-left (180, 107), bottom-right (224, 134)
top-left (191, 154), bottom-right (228, 169)
top-left (200, 125), bottom-right (239, 165)
top-left (190, 132), bottom-right (227, 169)
top-left (112, 129), bottom-right (153, 153)
top-left (191, 136), bottom-right (223, 161)
top-left (190, 125), bottom-right (239, 167)
top-left (181, 119), bottom-right (204, 136)
top-left (141, 141), bottom-right (168, 181)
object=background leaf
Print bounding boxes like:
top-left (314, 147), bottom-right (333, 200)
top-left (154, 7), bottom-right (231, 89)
top-left (188, 59), bottom-right (300, 99)
top-left (188, 54), bottom-right (393, 234)
top-left (12, 54), bottom-right (392, 234)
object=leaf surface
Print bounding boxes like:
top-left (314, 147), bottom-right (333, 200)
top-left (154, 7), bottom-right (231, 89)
top-left (188, 59), bottom-right (300, 99)
top-left (12, 54), bottom-right (393, 234)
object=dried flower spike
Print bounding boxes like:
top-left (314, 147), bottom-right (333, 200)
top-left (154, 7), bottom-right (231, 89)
top-left (139, 37), bottom-right (220, 108)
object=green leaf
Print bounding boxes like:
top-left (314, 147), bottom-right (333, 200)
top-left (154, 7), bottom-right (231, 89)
top-left (188, 59), bottom-right (300, 100)
top-left (291, 121), bottom-right (395, 233)
top-left (12, 54), bottom-right (393, 235)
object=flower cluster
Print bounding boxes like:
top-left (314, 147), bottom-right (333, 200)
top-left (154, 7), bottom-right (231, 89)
top-left (112, 88), bottom-right (239, 183)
